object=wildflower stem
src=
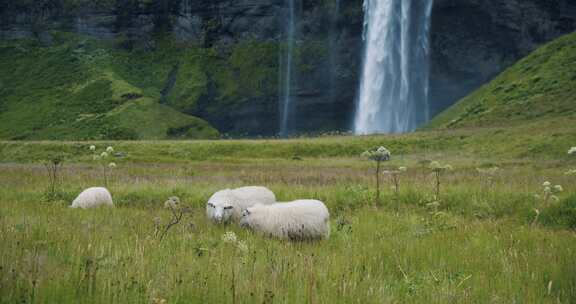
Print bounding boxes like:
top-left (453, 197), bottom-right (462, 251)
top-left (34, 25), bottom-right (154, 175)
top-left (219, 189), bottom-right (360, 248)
top-left (393, 173), bottom-right (400, 197)
top-left (531, 208), bottom-right (540, 227)
top-left (435, 170), bottom-right (441, 200)
top-left (44, 158), bottom-right (63, 200)
top-left (103, 165), bottom-right (108, 188)
top-left (231, 260), bottom-right (237, 304)
top-left (158, 205), bottom-right (184, 242)
top-left (375, 160), bottom-right (381, 206)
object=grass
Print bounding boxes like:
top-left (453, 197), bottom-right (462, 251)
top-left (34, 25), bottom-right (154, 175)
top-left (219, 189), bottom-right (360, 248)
top-left (1, 138), bottom-right (576, 303)
top-left (426, 31), bottom-right (576, 130)
top-left (0, 34), bottom-right (219, 140)
top-left (1, 115), bottom-right (575, 163)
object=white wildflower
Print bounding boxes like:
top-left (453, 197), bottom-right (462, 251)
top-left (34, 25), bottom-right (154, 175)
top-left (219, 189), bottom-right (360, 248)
top-left (108, 162), bottom-right (117, 168)
top-left (152, 298), bottom-right (167, 304)
top-left (551, 195), bottom-right (560, 202)
top-left (377, 146), bottom-right (388, 154)
top-left (554, 185), bottom-right (563, 192)
top-left (430, 161), bottom-right (452, 171)
top-left (565, 169), bottom-right (576, 176)
top-left (542, 181), bottom-right (551, 187)
top-left (221, 231), bottom-right (237, 244)
top-left (544, 186), bottom-right (551, 194)
top-left (89, 145), bottom-right (96, 151)
top-left (100, 152), bottom-right (109, 158)
top-left (362, 146), bottom-right (391, 162)
top-left (164, 196), bottom-right (180, 209)
top-left (153, 217), bottom-right (162, 226)
top-left (236, 240), bottom-right (249, 253)
top-left (477, 167), bottom-right (500, 175)
top-left (106, 146), bottom-right (114, 153)
top-left (398, 166), bottom-right (407, 172)
top-left (568, 147), bottom-right (576, 155)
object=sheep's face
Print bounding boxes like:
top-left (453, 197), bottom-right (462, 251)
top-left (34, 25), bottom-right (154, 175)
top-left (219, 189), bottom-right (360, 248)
top-left (207, 202), bottom-right (234, 223)
top-left (239, 209), bottom-right (252, 228)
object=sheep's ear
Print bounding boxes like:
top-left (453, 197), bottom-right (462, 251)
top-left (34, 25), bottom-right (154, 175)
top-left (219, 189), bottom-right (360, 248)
top-left (242, 209), bottom-right (251, 217)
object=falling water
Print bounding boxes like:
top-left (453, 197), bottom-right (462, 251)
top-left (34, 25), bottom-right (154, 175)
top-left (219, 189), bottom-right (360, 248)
top-left (354, 0), bottom-right (434, 134)
top-left (279, 0), bottom-right (297, 137)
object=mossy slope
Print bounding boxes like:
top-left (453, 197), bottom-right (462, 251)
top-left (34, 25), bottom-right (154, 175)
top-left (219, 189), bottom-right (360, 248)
top-left (427, 31), bottom-right (576, 129)
top-left (0, 34), bottom-right (219, 140)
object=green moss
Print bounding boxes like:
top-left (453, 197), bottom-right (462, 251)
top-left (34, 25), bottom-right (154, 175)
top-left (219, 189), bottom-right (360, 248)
top-left (0, 33), bottom-right (219, 140)
top-left (105, 98), bottom-right (219, 139)
top-left (0, 30), bottom-right (337, 138)
top-left (106, 37), bottom-right (279, 113)
top-left (167, 51), bottom-right (209, 113)
top-left (210, 40), bottom-right (279, 105)
top-left (426, 31), bottom-right (576, 130)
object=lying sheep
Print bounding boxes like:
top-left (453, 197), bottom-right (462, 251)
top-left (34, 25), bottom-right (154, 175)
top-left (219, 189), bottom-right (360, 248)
top-left (206, 186), bottom-right (276, 223)
top-left (240, 199), bottom-right (330, 241)
top-left (70, 187), bottom-right (114, 209)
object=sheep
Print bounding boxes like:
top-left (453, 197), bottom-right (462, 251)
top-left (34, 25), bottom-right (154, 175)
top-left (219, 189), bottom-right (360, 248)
top-left (70, 187), bottom-right (114, 209)
top-left (206, 186), bottom-right (276, 223)
top-left (240, 199), bottom-right (330, 241)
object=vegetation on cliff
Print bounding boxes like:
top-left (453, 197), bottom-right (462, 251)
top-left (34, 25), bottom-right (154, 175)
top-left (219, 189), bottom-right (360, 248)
top-left (427, 31), bottom-right (576, 130)
top-left (0, 26), bottom-right (332, 139)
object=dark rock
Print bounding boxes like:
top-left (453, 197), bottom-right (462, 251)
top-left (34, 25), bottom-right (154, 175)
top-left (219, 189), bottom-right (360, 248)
top-left (0, 0), bottom-right (574, 135)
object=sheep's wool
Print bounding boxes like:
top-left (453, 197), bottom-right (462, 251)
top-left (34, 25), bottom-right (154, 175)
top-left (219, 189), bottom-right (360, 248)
top-left (70, 187), bottom-right (114, 209)
top-left (241, 200), bottom-right (330, 241)
top-left (206, 186), bottom-right (276, 223)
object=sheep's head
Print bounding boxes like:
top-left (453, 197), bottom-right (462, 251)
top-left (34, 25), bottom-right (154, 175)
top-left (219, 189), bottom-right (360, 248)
top-left (239, 208), bottom-right (252, 228)
top-left (206, 201), bottom-right (234, 224)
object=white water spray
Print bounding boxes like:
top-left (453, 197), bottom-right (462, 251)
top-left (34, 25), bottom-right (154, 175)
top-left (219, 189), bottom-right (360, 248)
top-left (279, 0), bottom-right (296, 137)
top-left (354, 0), bottom-right (434, 134)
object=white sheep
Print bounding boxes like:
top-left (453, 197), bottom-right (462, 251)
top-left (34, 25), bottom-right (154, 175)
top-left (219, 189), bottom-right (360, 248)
top-left (70, 187), bottom-right (114, 209)
top-left (206, 186), bottom-right (276, 223)
top-left (240, 199), bottom-right (330, 241)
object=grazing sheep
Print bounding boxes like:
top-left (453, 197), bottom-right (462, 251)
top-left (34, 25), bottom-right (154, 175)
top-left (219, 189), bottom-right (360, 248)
top-left (70, 187), bottom-right (114, 209)
top-left (240, 199), bottom-right (330, 241)
top-left (206, 186), bottom-right (276, 223)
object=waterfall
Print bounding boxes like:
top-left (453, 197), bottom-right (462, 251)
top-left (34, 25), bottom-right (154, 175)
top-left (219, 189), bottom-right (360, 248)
top-left (279, 0), bottom-right (297, 137)
top-left (354, 0), bottom-right (434, 134)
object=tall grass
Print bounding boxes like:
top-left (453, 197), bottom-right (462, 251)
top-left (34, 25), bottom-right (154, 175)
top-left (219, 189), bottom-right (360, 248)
top-left (1, 147), bottom-right (575, 303)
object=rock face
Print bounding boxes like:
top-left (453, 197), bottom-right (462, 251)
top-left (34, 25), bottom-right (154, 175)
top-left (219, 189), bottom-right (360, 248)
top-left (0, 0), bottom-right (575, 135)
top-left (430, 0), bottom-right (576, 116)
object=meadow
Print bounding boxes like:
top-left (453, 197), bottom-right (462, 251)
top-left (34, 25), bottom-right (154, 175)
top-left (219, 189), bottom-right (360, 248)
top-left (1, 135), bottom-right (576, 303)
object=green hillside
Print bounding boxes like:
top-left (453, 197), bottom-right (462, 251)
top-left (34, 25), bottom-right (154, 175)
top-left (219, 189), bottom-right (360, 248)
top-left (0, 33), bottom-right (221, 140)
top-left (427, 31), bottom-right (576, 129)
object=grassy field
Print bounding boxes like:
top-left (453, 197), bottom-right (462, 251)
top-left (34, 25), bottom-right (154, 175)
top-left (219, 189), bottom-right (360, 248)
top-left (1, 137), bottom-right (576, 303)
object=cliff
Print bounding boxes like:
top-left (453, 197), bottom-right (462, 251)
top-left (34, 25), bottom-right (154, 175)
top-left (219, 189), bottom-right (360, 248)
top-left (0, 0), bottom-right (574, 138)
